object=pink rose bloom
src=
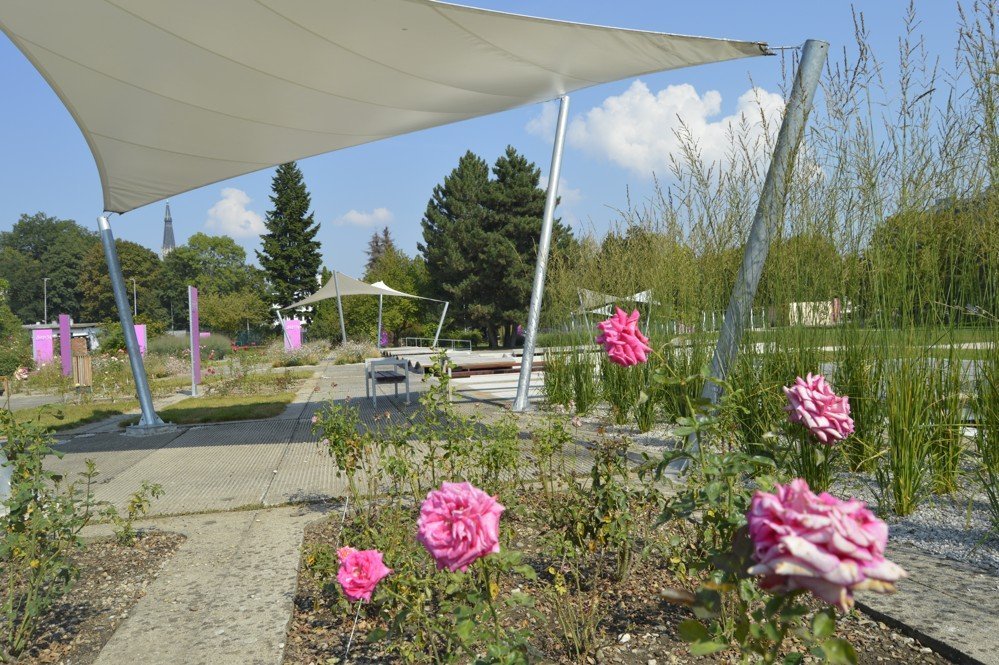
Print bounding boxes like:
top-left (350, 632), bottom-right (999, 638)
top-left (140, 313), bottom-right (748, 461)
top-left (417, 482), bottom-right (504, 572)
top-left (336, 547), bottom-right (392, 602)
top-left (595, 307), bottom-right (653, 367)
top-left (783, 373), bottom-right (854, 444)
top-left (311, 415), bottom-right (318, 424)
top-left (747, 479), bottom-right (906, 611)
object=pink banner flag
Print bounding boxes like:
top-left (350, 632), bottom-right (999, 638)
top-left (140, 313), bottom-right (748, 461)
top-left (32, 329), bottom-right (54, 365)
top-left (134, 324), bottom-right (147, 356)
top-left (59, 314), bottom-right (72, 375)
top-left (283, 319), bottom-right (302, 350)
top-left (189, 286), bottom-right (200, 388)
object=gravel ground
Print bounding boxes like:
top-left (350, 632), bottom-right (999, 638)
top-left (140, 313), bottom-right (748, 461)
top-left (572, 407), bottom-right (999, 576)
top-left (835, 473), bottom-right (999, 574)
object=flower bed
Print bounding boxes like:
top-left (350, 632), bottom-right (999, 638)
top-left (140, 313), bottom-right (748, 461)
top-left (285, 329), bottom-right (959, 663)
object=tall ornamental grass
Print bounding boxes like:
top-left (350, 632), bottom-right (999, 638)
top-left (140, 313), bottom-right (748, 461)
top-left (976, 337), bottom-right (999, 531)
top-left (880, 357), bottom-right (935, 516)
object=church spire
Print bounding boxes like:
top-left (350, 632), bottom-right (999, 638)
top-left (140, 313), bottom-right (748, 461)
top-left (161, 201), bottom-right (176, 258)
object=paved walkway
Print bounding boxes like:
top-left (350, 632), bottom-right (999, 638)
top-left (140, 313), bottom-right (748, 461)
top-left (88, 506), bottom-right (325, 665)
top-left (44, 357), bottom-right (998, 665)
top-left (860, 542), bottom-right (997, 665)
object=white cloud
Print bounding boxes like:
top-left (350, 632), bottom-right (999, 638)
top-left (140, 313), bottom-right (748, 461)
top-left (205, 188), bottom-right (265, 237)
top-left (556, 80), bottom-right (784, 178)
top-left (335, 207), bottom-right (394, 227)
top-left (525, 100), bottom-right (559, 141)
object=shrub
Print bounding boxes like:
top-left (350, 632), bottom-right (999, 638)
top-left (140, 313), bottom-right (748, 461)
top-left (0, 411), bottom-right (99, 659)
top-left (147, 334), bottom-right (188, 356)
top-left (0, 338), bottom-right (31, 380)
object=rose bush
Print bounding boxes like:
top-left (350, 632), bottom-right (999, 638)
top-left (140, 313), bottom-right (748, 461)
top-left (595, 307), bottom-right (652, 367)
top-left (417, 481), bottom-right (504, 572)
top-left (747, 478), bottom-right (906, 611)
top-left (336, 547), bottom-right (392, 602)
top-left (784, 373), bottom-right (855, 444)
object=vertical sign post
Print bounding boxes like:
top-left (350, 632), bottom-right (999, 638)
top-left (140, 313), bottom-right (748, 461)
top-left (283, 319), bottom-right (302, 350)
top-left (58, 314), bottom-right (72, 376)
top-left (134, 324), bottom-right (147, 356)
top-left (32, 329), bottom-right (54, 365)
top-left (189, 286), bottom-right (200, 396)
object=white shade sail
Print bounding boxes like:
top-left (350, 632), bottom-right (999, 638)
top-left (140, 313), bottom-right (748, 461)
top-left (1, 1), bottom-right (769, 213)
top-left (285, 271), bottom-right (441, 309)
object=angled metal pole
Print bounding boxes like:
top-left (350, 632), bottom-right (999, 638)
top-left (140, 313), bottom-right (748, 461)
top-left (701, 39), bottom-right (828, 404)
top-left (98, 215), bottom-right (169, 433)
top-left (332, 271), bottom-right (347, 344)
top-left (432, 301), bottom-right (450, 348)
top-left (377, 294), bottom-right (383, 348)
top-left (514, 95), bottom-right (570, 411)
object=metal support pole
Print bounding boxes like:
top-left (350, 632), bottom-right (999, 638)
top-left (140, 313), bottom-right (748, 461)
top-left (432, 301), bottom-right (450, 348)
top-left (514, 95), bottom-right (570, 411)
top-left (97, 215), bottom-right (168, 432)
top-left (377, 294), bottom-right (383, 348)
top-left (333, 271), bottom-right (347, 345)
top-left (701, 39), bottom-right (828, 404)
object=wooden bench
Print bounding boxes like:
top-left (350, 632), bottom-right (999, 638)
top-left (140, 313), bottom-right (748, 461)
top-left (365, 358), bottom-right (412, 407)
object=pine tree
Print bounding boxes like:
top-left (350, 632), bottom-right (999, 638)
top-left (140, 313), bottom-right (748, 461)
top-left (365, 226), bottom-right (396, 273)
top-left (485, 146), bottom-right (574, 346)
top-left (419, 151), bottom-right (493, 339)
top-left (256, 162), bottom-right (322, 316)
top-left (419, 148), bottom-right (573, 347)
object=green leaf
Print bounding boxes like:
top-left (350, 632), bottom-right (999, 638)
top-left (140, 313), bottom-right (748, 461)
top-left (783, 652), bottom-right (804, 664)
top-left (690, 640), bottom-right (729, 656)
top-left (819, 638), bottom-right (858, 664)
top-left (812, 609), bottom-right (835, 639)
top-left (455, 619), bottom-right (476, 642)
top-left (513, 564), bottom-right (537, 580)
top-left (677, 619), bottom-right (710, 643)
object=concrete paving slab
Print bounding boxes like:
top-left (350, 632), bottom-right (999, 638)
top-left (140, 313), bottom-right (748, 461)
top-left (91, 505), bottom-right (328, 665)
top-left (858, 542), bottom-right (998, 665)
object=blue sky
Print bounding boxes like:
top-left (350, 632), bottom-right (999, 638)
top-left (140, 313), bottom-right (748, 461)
top-left (0, 2), bottom-right (964, 278)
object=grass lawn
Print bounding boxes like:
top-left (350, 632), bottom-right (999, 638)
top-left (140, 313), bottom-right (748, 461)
top-left (14, 400), bottom-right (139, 431)
top-left (121, 392), bottom-right (297, 427)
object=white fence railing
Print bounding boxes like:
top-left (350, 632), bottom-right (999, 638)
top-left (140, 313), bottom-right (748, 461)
top-left (400, 337), bottom-right (473, 351)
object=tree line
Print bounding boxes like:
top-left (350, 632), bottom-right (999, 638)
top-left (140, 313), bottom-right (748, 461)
top-left (0, 146), bottom-right (574, 349)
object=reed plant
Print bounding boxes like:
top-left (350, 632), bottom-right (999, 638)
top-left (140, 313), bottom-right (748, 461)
top-left (569, 349), bottom-right (599, 415)
top-left (928, 344), bottom-right (967, 495)
top-left (975, 337), bottom-right (999, 532)
top-left (834, 327), bottom-right (885, 472)
top-left (880, 357), bottom-right (935, 516)
top-left (542, 349), bottom-right (573, 408)
top-left (600, 355), bottom-right (639, 425)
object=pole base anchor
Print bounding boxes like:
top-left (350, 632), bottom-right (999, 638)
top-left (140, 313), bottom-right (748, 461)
top-left (123, 422), bottom-right (177, 437)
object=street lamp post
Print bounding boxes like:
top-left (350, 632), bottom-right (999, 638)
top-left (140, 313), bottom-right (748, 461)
top-left (42, 277), bottom-right (49, 323)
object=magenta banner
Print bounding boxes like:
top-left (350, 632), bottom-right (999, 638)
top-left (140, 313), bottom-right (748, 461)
top-left (58, 314), bottom-right (71, 376)
top-left (134, 324), bottom-right (147, 357)
top-left (32, 329), bottom-right (54, 365)
top-left (283, 319), bottom-right (302, 351)
top-left (188, 286), bottom-right (201, 388)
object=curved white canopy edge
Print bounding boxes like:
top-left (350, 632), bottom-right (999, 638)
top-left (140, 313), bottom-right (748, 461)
top-left (0, 0), bottom-right (768, 213)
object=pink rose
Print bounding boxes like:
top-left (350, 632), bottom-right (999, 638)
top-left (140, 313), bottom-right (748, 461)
top-left (336, 547), bottom-right (392, 602)
top-left (416, 482), bottom-right (504, 572)
top-left (311, 415), bottom-right (318, 424)
top-left (783, 373), bottom-right (854, 444)
top-left (747, 479), bottom-right (906, 611)
top-left (596, 307), bottom-right (652, 367)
